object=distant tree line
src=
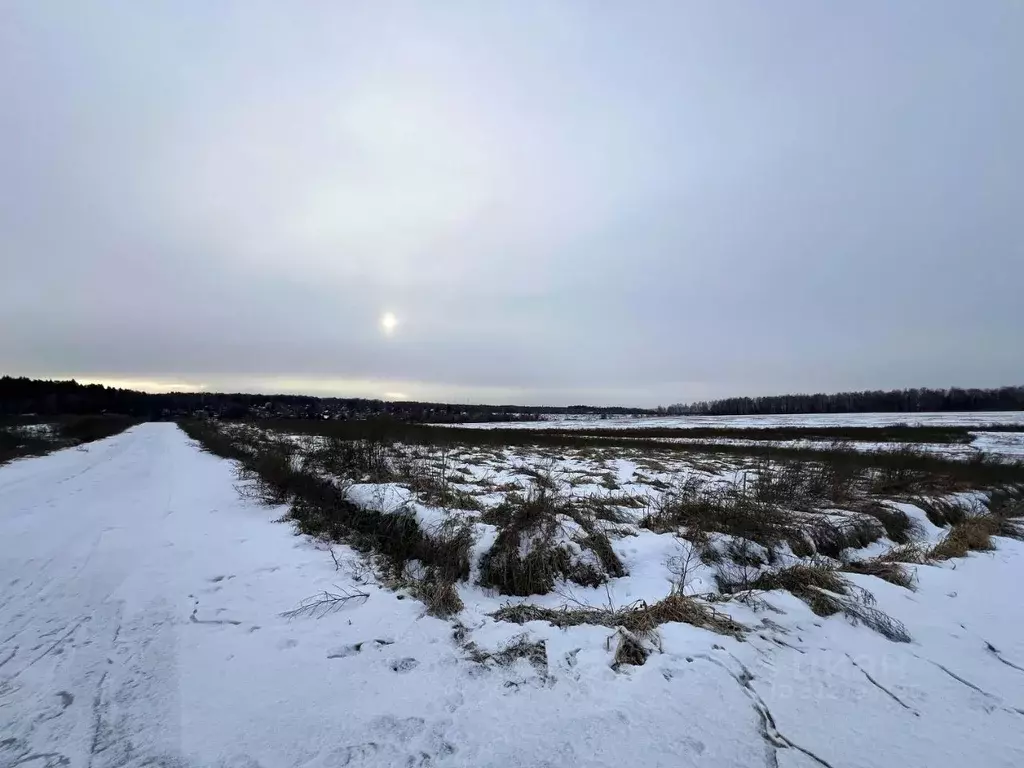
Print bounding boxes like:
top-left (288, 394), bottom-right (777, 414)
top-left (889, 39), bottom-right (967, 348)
top-left (0, 376), bottom-right (654, 422)
top-left (667, 386), bottom-right (1024, 416)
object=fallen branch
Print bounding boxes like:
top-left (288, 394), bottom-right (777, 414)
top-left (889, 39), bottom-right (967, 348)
top-left (282, 586), bottom-right (369, 619)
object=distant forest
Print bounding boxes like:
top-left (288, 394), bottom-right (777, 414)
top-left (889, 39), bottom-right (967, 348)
top-left (2, 377), bottom-right (1021, 421)
top-left (667, 386), bottom-right (1024, 416)
top-left (0, 377), bottom-right (651, 422)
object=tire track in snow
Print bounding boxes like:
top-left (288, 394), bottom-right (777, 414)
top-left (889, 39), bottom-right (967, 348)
top-left (984, 641), bottom-right (1024, 675)
top-left (693, 651), bottom-right (835, 768)
top-left (14, 619), bottom-right (89, 678)
top-left (845, 653), bottom-right (919, 716)
top-left (917, 654), bottom-right (1024, 718)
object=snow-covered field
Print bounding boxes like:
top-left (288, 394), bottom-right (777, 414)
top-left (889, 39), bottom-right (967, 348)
top-left (647, 433), bottom-right (1024, 461)
top-left (457, 411), bottom-right (1024, 430)
top-left (438, 411), bottom-right (1024, 462)
top-left (3, 424), bottom-right (1024, 767)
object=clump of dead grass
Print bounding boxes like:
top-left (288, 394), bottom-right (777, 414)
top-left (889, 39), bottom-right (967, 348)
top-left (479, 484), bottom-right (626, 595)
top-left (720, 562), bottom-right (911, 642)
top-left (840, 558), bottom-right (916, 589)
top-left (407, 578), bottom-right (464, 619)
top-left (929, 516), bottom-right (998, 560)
top-left (804, 515), bottom-right (884, 559)
top-left (877, 542), bottom-right (930, 564)
top-left (610, 628), bottom-right (650, 669)
top-left (916, 497), bottom-right (976, 528)
top-left (461, 632), bottom-right (549, 676)
top-left (493, 593), bottom-right (745, 638)
top-left (857, 502), bottom-right (919, 544)
top-left (740, 563), bottom-right (850, 617)
top-left (642, 475), bottom-right (799, 552)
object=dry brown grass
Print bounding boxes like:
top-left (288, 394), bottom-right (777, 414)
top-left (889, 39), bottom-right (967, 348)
top-left (461, 632), bottom-right (548, 675)
top-left (841, 558), bottom-right (915, 589)
top-left (929, 516), bottom-right (998, 560)
top-left (739, 564), bottom-right (850, 617)
top-left (724, 563), bottom-right (912, 642)
top-left (478, 485), bottom-right (625, 595)
top-left (610, 629), bottom-right (650, 669)
top-left (803, 515), bottom-right (884, 559)
top-left (857, 502), bottom-right (919, 544)
top-left (408, 578), bottom-right (464, 618)
top-left (493, 593), bottom-right (745, 638)
top-left (877, 542), bottom-right (930, 564)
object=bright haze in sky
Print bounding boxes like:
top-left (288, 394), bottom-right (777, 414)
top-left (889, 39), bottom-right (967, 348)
top-left (1, 2), bottom-right (1021, 406)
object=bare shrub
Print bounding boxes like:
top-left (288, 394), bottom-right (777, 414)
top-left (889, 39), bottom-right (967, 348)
top-left (667, 538), bottom-right (703, 594)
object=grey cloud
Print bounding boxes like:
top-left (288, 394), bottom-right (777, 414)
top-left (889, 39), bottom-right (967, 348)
top-left (2, 1), bottom-right (1022, 405)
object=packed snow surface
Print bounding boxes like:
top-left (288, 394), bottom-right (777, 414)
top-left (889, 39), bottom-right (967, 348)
top-left (2, 424), bottom-right (1024, 767)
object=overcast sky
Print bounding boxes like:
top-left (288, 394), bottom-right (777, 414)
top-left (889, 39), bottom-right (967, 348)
top-left (2, 2), bottom-right (1022, 406)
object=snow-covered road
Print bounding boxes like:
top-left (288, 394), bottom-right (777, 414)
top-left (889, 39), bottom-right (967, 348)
top-left (3, 424), bottom-right (1024, 768)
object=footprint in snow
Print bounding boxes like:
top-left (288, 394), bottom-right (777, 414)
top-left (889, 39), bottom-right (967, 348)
top-left (327, 639), bottom-right (395, 659)
top-left (369, 715), bottom-right (425, 744)
top-left (390, 657), bottom-right (419, 673)
top-left (321, 743), bottom-right (380, 767)
top-left (327, 643), bottom-right (363, 659)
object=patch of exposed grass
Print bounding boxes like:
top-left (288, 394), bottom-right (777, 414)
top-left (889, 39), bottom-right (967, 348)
top-left (610, 629), bottom-right (649, 669)
top-left (915, 497), bottom-right (976, 528)
top-left (987, 485), bottom-right (1024, 520)
top-left (478, 485), bottom-right (623, 595)
top-left (841, 558), bottom-right (915, 589)
top-left (259, 418), bottom-right (1024, 491)
top-left (733, 563), bottom-right (850, 617)
top-left (804, 515), bottom-right (884, 559)
top-left (407, 577), bottom-right (464, 619)
top-left (642, 475), bottom-right (800, 553)
top-left (56, 414), bottom-right (138, 443)
top-left (578, 530), bottom-right (627, 579)
top-left (929, 517), bottom-right (998, 560)
top-left (722, 562), bottom-right (911, 642)
top-left (181, 421), bottom-right (473, 584)
top-left (462, 633), bottom-right (549, 675)
top-left (878, 543), bottom-right (930, 564)
top-left (2, 415), bottom-right (137, 466)
top-left (536, 424), bottom-right (976, 444)
top-left (493, 593), bottom-right (745, 638)
top-left (857, 502), bottom-right (918, 544)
